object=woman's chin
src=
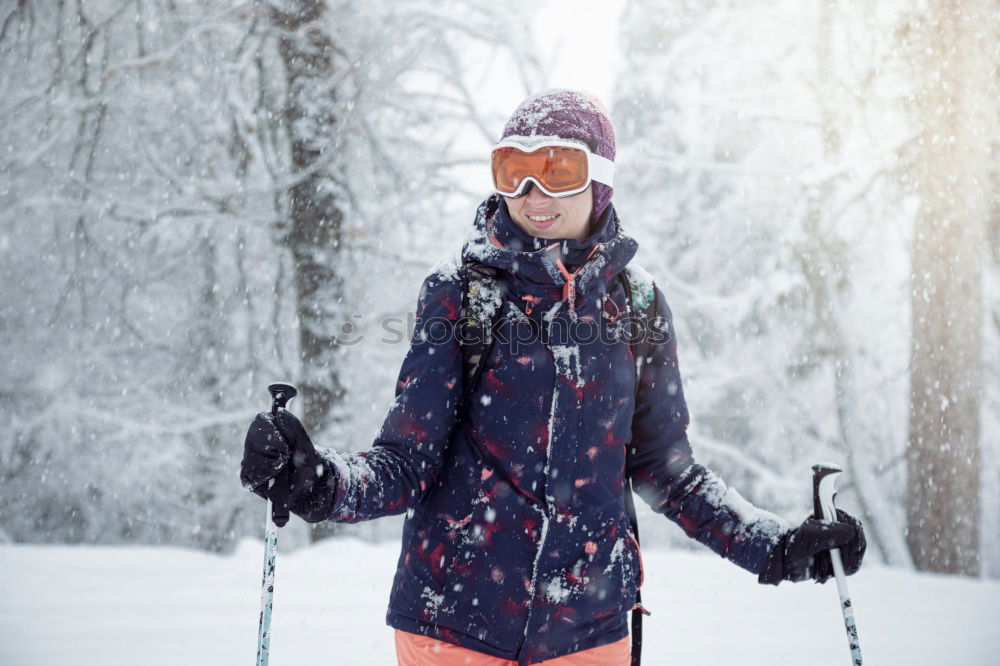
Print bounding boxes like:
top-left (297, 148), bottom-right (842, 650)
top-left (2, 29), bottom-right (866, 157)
top-left (531, 226), bottom-right (562, 239)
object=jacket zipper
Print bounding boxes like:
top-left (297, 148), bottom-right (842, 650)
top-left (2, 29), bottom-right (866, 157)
top-left (515, 350), bottom-right (561, 663)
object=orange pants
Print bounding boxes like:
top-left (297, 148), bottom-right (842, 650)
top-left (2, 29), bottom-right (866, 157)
top-left (394, 629), bottom-right (630, 665)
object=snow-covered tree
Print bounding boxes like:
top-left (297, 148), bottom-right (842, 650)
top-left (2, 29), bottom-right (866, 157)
top-left (611, 0), bottom-right (991, 573)
top-left (905, 0), bottom-right (995, 576)
top-left (0, 0), bottom-right (537, 550)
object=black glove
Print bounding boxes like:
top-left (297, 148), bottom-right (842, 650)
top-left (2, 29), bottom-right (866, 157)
top-left (271, 410), bottom-right (339, 523)
top-left (241, 412), bottom-right (290, 499)
top-left (240, 410), bottom-right (339, 523)
top-left (758, 509), bottom-right (866, 585)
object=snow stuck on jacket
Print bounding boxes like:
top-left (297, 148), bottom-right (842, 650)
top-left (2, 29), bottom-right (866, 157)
top-left (572, 248), bottom-right (610, 298)
top-left (700, 469), bottom-right (791, 546)
top-left (602, 535), bottom-right (628, 576)
top-left (543, 568), bottom-right (589, 605)
top-left (551, 344), bottom-right (583, 388)
top-left (465, 272), bottom-right (503, 323)
top-left (428, 256), bottom-right (460, 283)
top-left (421, 586), bottom-right (454, 618)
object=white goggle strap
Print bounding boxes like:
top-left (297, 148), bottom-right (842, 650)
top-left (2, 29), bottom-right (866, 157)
top-left (587, 152), bottom-right (614, 188)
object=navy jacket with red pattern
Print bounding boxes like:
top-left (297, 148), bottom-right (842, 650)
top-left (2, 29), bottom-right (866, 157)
top-left (324, 196), bottom-right (789, 664)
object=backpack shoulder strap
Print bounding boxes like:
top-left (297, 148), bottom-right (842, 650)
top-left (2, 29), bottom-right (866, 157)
top-left (619, 262), bottom-right (659, 385)
top-left (617, 262), bottom-right (658, 666)
top-left (621, 262), bottom-right (657, 359)
top-left (459, 260), bottom-right (503, 412)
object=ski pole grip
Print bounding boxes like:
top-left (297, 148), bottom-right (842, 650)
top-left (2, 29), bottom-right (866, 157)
top-left (267, 383), bottom-right (298, 528)
top-left (269, 383), bottom-right (298, 416)
top-left (812, 463), bottom-right (842, 522)
top-left (811, 463), bottom-right (863, 664)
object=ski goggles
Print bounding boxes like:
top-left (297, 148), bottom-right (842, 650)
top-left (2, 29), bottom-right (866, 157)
top-left (491, 138), bottom-right (614, 199)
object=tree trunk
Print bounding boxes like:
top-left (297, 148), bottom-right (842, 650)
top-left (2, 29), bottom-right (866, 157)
top-left (906, 0), bottom-right (991, 576)
top-left (191, 230), bottom-right (228, 552)
top-left (271, 1), bottom-right (346, 542)
top-left (271, 0), bottom-right (346, 433)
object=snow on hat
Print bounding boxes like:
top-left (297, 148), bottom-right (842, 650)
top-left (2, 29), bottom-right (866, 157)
top-left (499, 88), bottom-right (616, 222)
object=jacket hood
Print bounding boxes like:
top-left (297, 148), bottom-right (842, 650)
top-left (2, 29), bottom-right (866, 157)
top-left (461, 194), bottom-right (638, 313)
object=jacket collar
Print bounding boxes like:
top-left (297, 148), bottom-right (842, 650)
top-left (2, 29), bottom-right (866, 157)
top-left (461, 194), bottom-right (638, 310)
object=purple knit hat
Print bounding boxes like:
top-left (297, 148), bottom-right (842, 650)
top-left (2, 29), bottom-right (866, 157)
top-left (499, 89), bottom-right (616, 223)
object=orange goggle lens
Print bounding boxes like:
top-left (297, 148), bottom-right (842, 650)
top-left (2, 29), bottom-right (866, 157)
top-left (491, 145), bottom-right (590, 197)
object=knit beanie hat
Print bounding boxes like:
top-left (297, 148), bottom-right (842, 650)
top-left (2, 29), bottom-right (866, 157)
top-left (499, 89), bottom-right (616, 223)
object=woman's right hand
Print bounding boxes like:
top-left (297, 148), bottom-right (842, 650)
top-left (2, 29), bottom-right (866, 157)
top-left (240, 412), bottom-right (290, 499)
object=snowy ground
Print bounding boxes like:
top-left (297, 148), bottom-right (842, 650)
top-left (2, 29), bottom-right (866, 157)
top-left (1, 538), bottom-right (997, 665)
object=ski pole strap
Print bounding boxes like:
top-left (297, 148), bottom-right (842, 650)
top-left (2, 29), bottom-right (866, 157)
top-left (630, 590), bottom-right (643, 666)
top-left (625, 476), bottom-right (643, 666)
top-left (618, 265), bottom-right (658, 666)
top-left (269, 466), bottom-right (291, 528)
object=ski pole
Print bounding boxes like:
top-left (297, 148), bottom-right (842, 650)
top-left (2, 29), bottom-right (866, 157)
top-left (256, 382), bottom-right (297, 666)
top-left (812, 463), bottom-right (863, 666)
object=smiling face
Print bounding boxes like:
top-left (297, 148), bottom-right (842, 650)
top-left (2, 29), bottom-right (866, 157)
top-left (503, 185), bottom-right (593, 242)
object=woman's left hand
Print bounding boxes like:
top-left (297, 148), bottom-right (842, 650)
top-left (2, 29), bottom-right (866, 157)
top-left (758, 509), bottom-right (867, 585)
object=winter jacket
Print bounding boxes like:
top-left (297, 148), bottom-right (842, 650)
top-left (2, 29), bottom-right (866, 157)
top-left (323, 195), bottom-right (789, 664)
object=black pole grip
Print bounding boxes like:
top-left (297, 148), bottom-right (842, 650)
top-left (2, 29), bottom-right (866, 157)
top-left (267, 383), bottom-right (298, 528)
top-left (269, 383), bottom-right (298, 416)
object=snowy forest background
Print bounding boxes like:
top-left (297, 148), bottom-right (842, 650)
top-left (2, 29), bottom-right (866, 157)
top-left (1, 0), bottom-right (997, 581)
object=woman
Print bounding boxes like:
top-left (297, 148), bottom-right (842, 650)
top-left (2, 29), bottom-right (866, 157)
top-left (240, 89), bottom-right (866, 665)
